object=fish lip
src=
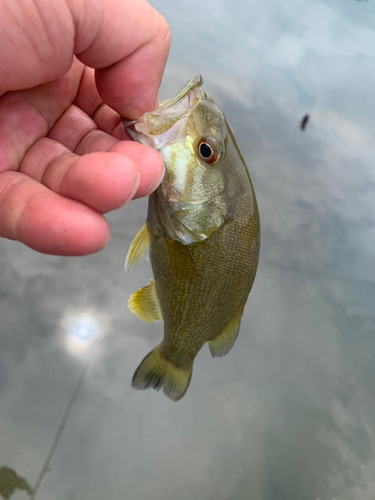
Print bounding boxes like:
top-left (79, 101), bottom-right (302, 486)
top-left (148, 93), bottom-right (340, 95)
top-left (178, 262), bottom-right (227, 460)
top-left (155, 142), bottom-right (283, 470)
top-left (121, 75), bottom-right (204, 131)
top-left (157, 75), bottom-right (204, 112)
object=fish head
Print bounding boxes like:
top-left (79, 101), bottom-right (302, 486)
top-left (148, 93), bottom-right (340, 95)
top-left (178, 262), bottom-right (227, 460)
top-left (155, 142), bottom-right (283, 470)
top-left (125, 75), bottom-right (248, 245)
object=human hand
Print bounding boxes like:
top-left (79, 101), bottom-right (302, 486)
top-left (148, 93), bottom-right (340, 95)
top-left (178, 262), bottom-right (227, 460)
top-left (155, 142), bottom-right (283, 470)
top-left (0, 0), bottom-right (170, 255)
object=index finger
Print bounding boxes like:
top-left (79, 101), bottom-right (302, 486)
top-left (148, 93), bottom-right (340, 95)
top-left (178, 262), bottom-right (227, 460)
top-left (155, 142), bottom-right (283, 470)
top-left (72, 0), bottom-right (171, 119)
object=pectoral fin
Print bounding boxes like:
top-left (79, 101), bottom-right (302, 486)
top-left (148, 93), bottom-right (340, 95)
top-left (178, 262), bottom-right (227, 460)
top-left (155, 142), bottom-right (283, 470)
top-left (124, 222), bottom-right (150, 271)
top-left (128, 280), bottom-right (163, 322)
top-left (209, 309), bottom-right (243, 357)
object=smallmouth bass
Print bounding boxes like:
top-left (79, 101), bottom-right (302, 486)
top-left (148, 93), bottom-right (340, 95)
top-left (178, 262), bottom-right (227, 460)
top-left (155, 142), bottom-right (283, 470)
top-left (124, 75), bottom-right (260, 401)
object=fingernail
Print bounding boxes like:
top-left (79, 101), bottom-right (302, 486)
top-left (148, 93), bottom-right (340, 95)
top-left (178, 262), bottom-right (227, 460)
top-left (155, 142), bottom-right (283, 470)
top-left (129, 172), bottom-right (141, 200)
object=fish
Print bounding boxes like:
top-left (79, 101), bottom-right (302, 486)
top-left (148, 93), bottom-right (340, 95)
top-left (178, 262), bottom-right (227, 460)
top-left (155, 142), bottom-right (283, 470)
top-left (124, 75), bottom-right (260, 401)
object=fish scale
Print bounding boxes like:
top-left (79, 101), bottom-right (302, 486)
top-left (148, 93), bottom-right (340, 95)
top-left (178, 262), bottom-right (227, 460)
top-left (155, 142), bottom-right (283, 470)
top-left (124, 75), bottom-right (260, 401)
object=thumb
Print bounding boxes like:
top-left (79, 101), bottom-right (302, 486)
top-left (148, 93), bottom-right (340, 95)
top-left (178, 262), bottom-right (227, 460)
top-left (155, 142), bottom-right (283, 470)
top-left (0, 0), bottom-right (170, 118)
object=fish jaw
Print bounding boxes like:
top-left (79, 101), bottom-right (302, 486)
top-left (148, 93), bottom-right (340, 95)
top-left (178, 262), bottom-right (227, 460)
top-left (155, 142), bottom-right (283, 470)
top-left (125, 74), bottom-right (205, 147)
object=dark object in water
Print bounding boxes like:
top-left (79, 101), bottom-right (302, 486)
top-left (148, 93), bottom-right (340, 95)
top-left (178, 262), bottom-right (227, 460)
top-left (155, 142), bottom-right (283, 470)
top-left (0, 467), bottom-right (33, 498)
top-left (300, 114), bottom-right (310, 131)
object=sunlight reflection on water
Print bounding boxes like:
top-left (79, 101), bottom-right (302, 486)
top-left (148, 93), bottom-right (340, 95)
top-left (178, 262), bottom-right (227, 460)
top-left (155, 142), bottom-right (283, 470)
top-left (61, 310), bottom-right (108, 357)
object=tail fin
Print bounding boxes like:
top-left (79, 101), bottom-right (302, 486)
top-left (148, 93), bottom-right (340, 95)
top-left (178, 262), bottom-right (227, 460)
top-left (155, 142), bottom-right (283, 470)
top-left (132, 346), bottom-right (192, 401)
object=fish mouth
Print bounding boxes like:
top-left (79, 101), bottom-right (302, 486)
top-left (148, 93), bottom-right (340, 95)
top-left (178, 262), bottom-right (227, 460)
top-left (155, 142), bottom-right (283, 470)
top-left (157, 75), bottom-right (204, 112)
top-left (122, 75), bottom-right (205, 133)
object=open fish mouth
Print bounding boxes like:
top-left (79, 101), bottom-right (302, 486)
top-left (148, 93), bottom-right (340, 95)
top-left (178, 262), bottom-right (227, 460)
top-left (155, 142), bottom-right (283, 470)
top-left (157, 74), bottom-right (204, 112)
top-left (122, 75), bottom-right (205, 130)
top-left (123, 75), bottom-right (210, 148)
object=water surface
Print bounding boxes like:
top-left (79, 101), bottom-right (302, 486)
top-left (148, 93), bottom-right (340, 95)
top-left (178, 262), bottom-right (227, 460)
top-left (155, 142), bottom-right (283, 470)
top-left (1, 0), bottom-right (375, 498)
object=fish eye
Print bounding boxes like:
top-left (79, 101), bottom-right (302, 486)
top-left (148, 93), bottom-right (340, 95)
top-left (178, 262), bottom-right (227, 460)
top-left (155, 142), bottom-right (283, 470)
top-left (197, 138), bottom-right (219, 164)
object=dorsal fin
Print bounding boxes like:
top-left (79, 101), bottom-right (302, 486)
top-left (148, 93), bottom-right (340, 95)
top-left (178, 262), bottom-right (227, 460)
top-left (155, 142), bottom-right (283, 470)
top-left (128, 280), bottom-right (163, 322)
top-left (124, 222), bottom-right (150, 271)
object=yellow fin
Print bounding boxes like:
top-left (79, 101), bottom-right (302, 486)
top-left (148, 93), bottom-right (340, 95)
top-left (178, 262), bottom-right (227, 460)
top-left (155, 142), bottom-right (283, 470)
top-left (132, 346), bottom-right (192, 401)
top-left (128, 279), bottom-right (162, 322)
top-left (124, 222), bottom-right (150, 271)
top-left (209, 309), bottom-right (243, 357)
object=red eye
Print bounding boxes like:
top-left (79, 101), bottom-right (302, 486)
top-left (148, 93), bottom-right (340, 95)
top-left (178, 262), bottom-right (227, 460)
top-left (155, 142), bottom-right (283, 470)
top-left (198, 139), bottom-right (219, 164)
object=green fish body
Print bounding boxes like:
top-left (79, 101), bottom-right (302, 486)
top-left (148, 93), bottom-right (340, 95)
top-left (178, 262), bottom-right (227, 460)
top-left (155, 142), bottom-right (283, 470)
top-left (125, 75), bottom-right (260, 401)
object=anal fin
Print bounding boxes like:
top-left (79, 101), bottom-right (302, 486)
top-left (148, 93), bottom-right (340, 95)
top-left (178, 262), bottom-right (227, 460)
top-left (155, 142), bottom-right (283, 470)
top-left (128, 279), bottom-right (162, 322)
top-left (124, 221), bottom-right (150, 271)
top-left (209, 308), bottom-right (244, 357)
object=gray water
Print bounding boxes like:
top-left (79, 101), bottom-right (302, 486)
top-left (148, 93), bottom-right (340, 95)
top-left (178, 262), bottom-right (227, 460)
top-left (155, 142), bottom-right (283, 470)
top-left (1, 0), bottom-right (375, 499)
